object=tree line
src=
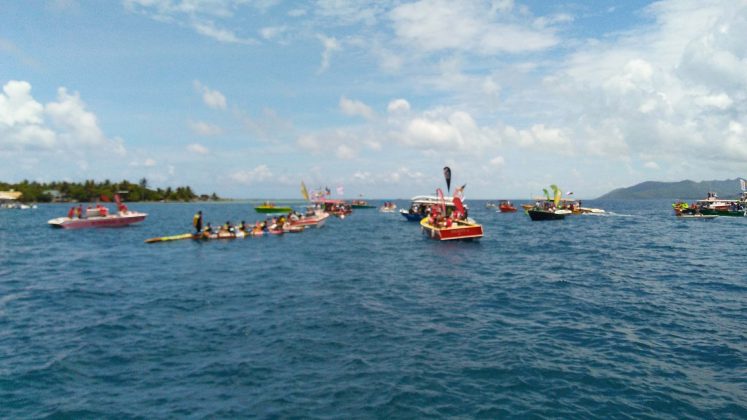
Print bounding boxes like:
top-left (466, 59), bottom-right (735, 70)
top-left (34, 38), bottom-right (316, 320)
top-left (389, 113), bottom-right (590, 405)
top-left (0, 178), bottom-right (220, 203)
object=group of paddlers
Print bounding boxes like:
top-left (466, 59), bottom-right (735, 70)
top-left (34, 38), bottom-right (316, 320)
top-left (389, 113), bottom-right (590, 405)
top-left (192, 210), bottom-right (288, 237)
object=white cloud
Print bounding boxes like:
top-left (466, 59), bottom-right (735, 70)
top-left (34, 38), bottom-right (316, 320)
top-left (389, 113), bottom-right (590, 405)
top-left (489, 156), bottom-right (505, 168)
top-left (124, 0), bottom-right (259, 44)
top-left (46, 87), bottom-right (126, 155)
top-left (644, 161), bottom-right (660, 169)
top-left (0, 80), bottom-right (44, 127)
top-left (339, 96), bottom-right (375, 120)
top-left (389, 0), bottom-right (559, 55)
top-left (335, 144), bottom-right (356, 159)
top-left (229, 164), bottom-right (273, 185)
top-left (317, 34), bottom-right (341, 72)
top-left (537, 0), bottom-right (747, 165)
top-left (259, 25), bottom-right (287, 41)
top-left (387, 98), bottom-right (410, 114)
top-left (187, 143), bottom-right (209, 154)
top-left (396, 108), bottom-right (499, 154)
top-left (193, 21), bottom-right (255, 44)
top-left (129, 157), bottom-right (157, 167)
top-left (193, 81), bottom-right (227, 110)
top-left (188, 120), bottom-right (223, 136)
top-left (508, 124), bottom-right (571, 152)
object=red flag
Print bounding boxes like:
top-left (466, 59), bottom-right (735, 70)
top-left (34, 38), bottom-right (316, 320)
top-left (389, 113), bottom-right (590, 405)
top-left (436, 188), bottom-right (446, 215)
top-left (100, 194), bottom-right (111, 202)
top-left (453, 196), bottom-right (465, 218)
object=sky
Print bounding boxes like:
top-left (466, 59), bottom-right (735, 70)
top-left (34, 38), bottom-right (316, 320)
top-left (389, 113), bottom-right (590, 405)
top-left (1, 0), bottom-right (746, 199)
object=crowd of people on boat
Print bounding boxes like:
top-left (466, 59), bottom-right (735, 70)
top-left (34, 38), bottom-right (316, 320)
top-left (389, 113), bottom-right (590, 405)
top-left (66, 203), bottom-right (129, 219)
top-left (425, 204), bottom-right (469, 228)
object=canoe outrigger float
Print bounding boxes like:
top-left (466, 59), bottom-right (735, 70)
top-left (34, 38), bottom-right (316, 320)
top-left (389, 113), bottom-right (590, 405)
top-left (145, 228), bottom-right (286, 243)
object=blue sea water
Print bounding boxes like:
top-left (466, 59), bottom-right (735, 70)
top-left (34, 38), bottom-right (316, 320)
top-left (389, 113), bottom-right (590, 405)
top-left (0, 200), bottom-right (745, 418)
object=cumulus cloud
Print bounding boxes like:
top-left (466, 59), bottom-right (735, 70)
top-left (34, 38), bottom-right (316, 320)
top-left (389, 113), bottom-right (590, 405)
top-left (0, 80), bottom-right (124, 155)
top-left (339, 96), bottom-right (375, 120)
top-left (186, 143), bottom-right (209, 154)
top-left (229, 164), bottom-right (273, 185)
top-left (0, 80), bottom-right (44, 127)
top-left (396, 108), bottom-right (499, 154)
top-left (507, 124), bottom-right (571, 152)
top-left (546, 0), bottom-right (747, 165)
top-left (193, 80), bottom-right (227, 110)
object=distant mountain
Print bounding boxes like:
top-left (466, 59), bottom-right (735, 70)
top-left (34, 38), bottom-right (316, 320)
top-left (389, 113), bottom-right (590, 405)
top-left (598, 178), bottom-right (744, 199)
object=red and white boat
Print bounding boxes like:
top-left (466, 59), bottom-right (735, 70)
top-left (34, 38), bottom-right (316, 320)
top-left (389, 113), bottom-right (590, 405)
top-left (420, 217), bottom-right (484, 240)
top-left (498, 200), bottom-right (517, 213)
top-left (419, 194), bottom-right (483, 241)
top-left (48, 198), bottom-right (147, 229)
top-left (289, 206), bottom-right (330, 228)
top-left (315, 199), bottom-right (352, 218)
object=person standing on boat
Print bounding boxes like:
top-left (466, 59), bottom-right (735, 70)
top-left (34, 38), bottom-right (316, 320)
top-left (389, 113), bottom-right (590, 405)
top-left (193, 210), bottom-right (203, 233)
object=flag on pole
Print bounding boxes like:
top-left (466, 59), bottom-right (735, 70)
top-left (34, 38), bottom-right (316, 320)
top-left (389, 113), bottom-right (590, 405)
top-left (443, 167), bottom-right (451, 192)
top-left (455, 183), bottom-right (466, 199)
top-left (325, 186), bottom-right (331, 196)
top-left (301, 182), bottom-right (309, 201)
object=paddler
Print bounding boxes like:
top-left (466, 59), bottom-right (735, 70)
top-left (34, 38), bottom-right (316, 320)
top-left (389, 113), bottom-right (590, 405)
top-left (193, 210), bottom-right (203, 233)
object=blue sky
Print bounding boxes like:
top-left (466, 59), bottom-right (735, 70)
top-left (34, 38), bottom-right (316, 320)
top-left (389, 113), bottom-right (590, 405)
top-left (1, 0), bottom-right (746, 199)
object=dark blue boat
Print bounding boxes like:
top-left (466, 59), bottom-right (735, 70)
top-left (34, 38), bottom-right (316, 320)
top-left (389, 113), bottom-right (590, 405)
top-left (400, 209), bottom-right (425, 221)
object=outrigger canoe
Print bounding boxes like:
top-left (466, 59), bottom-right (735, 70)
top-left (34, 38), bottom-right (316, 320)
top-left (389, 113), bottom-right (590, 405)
top-left (145, 229), bottom-right (282, 243)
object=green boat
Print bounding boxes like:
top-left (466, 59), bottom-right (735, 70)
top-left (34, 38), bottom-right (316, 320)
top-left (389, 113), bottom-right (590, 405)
top-left (254, 201), bottom-right (293, 214)
top-left (351, 199), bottom-right (375, 209)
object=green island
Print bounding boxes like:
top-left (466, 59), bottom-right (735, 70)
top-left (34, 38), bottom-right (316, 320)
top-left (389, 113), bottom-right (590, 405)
top-left (597, 178), bottom-right (744, 199)
top-left (0, 178), bottom-right (219, 203)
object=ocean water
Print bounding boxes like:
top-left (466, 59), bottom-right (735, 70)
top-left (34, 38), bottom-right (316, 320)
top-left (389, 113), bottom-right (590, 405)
top-left (1, 200), bottom-right (745, 418)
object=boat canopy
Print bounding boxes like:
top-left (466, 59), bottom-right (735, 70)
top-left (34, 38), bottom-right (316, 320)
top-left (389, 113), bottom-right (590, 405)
top-left (409, 195), bottom-right (462, 206)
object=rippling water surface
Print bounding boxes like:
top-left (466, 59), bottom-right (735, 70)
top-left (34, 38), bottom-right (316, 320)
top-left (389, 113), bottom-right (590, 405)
top-left (1, 200), bottom-right (745, 418)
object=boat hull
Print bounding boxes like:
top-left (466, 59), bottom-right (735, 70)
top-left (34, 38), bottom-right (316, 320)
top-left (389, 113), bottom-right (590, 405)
top-left (290, 213), bottom-right (329, 228)
top-left (677, 214), bottom-right (718, 220)
top-left (48, 212), bottom-right (147, 229)
top-left (400, 210), bottom-right (425, 221)
top-left (699, 208), bottom-right (745, 217)
top-left (499, 206), bottom-right (517, 213)
top-left (255, 206), bottom-right (292, 214)
top-left (527, 209), bottom-right (567, 221)
top-left (420, 218), bottom-right (483, 241)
